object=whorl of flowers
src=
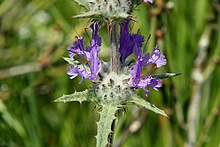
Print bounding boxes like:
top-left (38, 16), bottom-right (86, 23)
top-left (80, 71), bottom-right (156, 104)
top-left (66, 20), bottom-right (166, 97)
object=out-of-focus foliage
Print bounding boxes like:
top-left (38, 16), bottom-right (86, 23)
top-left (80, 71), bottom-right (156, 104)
top-left (0, 0), bottom-right (219, 147)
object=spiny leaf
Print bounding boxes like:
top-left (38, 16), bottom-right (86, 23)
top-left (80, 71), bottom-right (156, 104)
top-left (54, 90), bottom-right (91, 103)
top-left (72, 0), bottom-right (89, 9)
top-left (151, 73), bottom-right (181, 79)
top-left (72, 11), bottom-right (102, 19)
top-left (128, 96), bottom-right (168, 117)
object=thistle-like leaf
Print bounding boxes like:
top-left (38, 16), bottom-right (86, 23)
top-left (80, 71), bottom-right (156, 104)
top-left (72, 12), bottom-right (102, 19)
top-left (151, 73), bottom-right (181, 79)
top-left (54, 90), bottom-right (93, 103)
top-left (72, 0), bottom-right (89, 9)
top-left (128, 96), bottom-right (168, 117)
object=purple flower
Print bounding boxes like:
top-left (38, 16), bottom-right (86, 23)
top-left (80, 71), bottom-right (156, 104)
top-left (128, 51), bottom-right (163, 96)
top-left (128, 47), bottom-right (166, 96)
top-left (144, 0), bottom-right (154, 3)
top-left (119, 21), bottom-right (144, 62)
top-left (67, 23), bottom-right (101, 81)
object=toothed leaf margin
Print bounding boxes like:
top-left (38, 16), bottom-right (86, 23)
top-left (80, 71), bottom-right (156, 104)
top-left (127, 96), bottom-right (168, 117)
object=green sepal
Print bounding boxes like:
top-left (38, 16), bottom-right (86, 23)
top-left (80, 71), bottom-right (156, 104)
top-left (151, 73), bottom-right (181, 79)
top-left (63, 57), bottom-right (78, 65)
top-left (54, 90), bottom-right (95, 103)
top-left (127, 96), bottom-right (168, 117)
top-left (63, 57), bottom-right (90, 71)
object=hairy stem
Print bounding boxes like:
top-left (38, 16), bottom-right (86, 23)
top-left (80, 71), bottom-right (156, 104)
top-left (96, 104), bottom-right (117, 147)
top-left (109, 23), bottom-right (120, 74)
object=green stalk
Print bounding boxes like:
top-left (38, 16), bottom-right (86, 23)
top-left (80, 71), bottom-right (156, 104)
top-left (96, 104), bottom-right (117, 147)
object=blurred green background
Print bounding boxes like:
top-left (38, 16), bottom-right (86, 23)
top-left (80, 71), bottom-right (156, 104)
top-left (0, 0), bottom-right (219, 147)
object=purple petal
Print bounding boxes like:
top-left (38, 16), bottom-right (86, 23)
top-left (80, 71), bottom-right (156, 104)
top-left (67, 37), bottom-right (91, 60)
top-left (148, 78), bottom-right (162, 90)
top-left (90, 47), bottom-right (101, 80)
top-left (130, 56), bottom-right (143, 84)
top-left (119, 20), bottom-right (144, 62)
top-left (90, 23), bottom-right (101, 47)
top-left (67, 66), bottom-right (90, 81)
top-left (144, 0), bottom-right (154, 3)
top-left (148, 46), bottom-right (167, 67)
top-left (130, 53), bottom-right (150, 85)
top-left (141, 53), bottom-right (151, 67)
top-left (89, 23), bottom-right (101, 80)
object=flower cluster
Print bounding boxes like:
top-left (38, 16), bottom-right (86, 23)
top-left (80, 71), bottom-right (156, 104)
top-left (67, 23), bottom-right (101, 82)
top-left (66, 21), bottom-right (166, 97)
top-left (119, 21), bottom-right (166, 96)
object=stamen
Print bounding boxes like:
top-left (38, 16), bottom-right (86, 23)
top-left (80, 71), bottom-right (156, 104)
top-left (143, 34), bottom-right (151, 53)
top-left (137, 29), bottom-right (141, 35)
top-left (129, 21), bottom-right (135, 32)
top-left (72, 26), bottom-right (80, 37)
top-left (85, 28), bottom-right (92, 45)
top-left (140, 73), bottom-right (145, 77)
top-left (147, 65), bottom-right (157, 76)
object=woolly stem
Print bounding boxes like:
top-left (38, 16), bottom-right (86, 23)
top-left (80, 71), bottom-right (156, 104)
top-left (109, 23), bottom-right (120, 74)
top-left (96, 104), bottom-right (117, 147)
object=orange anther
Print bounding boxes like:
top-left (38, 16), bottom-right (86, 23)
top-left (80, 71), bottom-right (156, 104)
top-left (140, 73), bottom-right (145, 77)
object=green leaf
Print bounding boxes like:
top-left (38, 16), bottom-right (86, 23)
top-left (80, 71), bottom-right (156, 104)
top-left (128, 96), bottom-right (168, 117)
top-left (54, 90), bottom-right (91, 103)
top-left (151, 73), bottom-right (181, 79)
